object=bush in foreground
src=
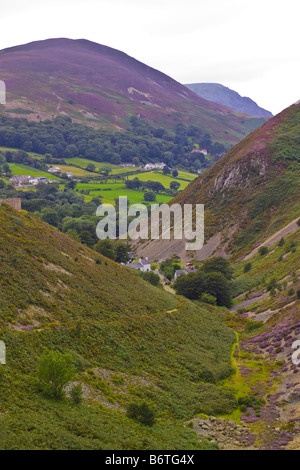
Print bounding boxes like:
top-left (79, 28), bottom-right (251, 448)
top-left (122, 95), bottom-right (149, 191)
top-left (38, 351), bottom-right (75, 400)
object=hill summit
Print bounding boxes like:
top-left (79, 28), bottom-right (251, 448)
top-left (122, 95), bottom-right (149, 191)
top-left (0, 38), bottom-right (266, 145)
top-left (185, 83), bottom-right (273, 118)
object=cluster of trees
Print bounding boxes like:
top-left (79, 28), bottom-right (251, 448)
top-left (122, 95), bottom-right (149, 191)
top-left (174, 257), bottom-right (233, 308)
top-left (0, 114), bottom-right (227, 172)
top-left (0, 178), bottom-right (150, 255)
top-left (125, 177), bottom-right (181, 196)
top-left (0, 180), bottom-right (102, 247)
top-left (160, 257), bottom-right (181, 280)
top-left (125, 177), bottom-right (166, 193)
top-left (94, 238), bottom-right (131, 264)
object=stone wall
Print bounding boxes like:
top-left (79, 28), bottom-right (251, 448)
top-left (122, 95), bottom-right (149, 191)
top-left (0, 198), bottom-right (22, 211)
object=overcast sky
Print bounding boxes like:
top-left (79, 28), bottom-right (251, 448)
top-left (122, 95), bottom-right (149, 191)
top-left (1, 0), bottom-right (299, 115)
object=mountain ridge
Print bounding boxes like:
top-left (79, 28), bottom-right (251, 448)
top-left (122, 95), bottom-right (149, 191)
top-left (185, 83), bottom-right (273, 118)
top-left (0, 38), bottom-right (266, 146)
top-left (136, 102), bottom-right (300, 261)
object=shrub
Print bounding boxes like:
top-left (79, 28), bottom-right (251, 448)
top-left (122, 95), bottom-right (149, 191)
top-left (258, 246), bottom-right (268, 256)
top-left (297, 289), bottom-right (300, 300)
top-left (204, 272), bottom-right (232, 308)
top-left (127, 402), bottom-right (156, 426)
top-left (140, 271), bottom-right (160, 286)
top-left (70, 384), bottom-right (83, 405)
top-left (144, 191), bottom-right (156, 202)
top-left (267, 277), bottom-right (278, 292)
top-left (244, 320), bottom-right (263, 335)
top-left (38, 351), bottom-right (75, 400)
top-left (244, 263), bottom-right (252, 273)
top-left (198, 367), bottom-right (215, 383)
top-left (288, 288), bottom-right (295, 296)
top-left (200, 292), bottom-right (217, 306)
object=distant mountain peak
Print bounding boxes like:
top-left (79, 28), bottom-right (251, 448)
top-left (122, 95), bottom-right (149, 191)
top-left (184, 82), bottom-right (273, 118)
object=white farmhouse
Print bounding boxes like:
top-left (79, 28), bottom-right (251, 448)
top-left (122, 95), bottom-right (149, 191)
top-left (127, 257), bottom-right (151, 272)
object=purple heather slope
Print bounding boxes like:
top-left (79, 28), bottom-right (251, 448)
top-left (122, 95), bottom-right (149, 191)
top-left (0, 38), bottom-right (267, 141)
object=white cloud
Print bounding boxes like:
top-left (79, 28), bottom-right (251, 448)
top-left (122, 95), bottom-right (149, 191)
top-left (0, 0), bottom-right (299, 114)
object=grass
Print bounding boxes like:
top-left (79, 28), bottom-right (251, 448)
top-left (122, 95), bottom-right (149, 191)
top-left (75, 182), bottom-right (173, 205)
top-left (232, 228), bottom-right (300, 299)
top-left (8, 163), bottom-right (61, 181)
top-left (76, 182), bottom-right (124, 191)
top-left (0, 204), bottom-right (236, 449)
top-left (91, 188), bottom-right (172, 205)
top-left (172, 105), bottom-right (300, 254)
top-left (176, 170), bottom-right (197, 181)
top-left (65, 158), bottom-right (138, 174)
top-left (0, 146), bottom-right (44, 160)
top-left (128, 171), bottom-right (191, 190)
top-left (56, 165), bottom-right (98, 177)
top-left (64, 157), bottom-right (119, 170)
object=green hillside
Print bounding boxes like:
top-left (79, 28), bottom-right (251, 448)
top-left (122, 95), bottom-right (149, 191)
top-left (174, 103), bottom-right (300, 256)
top-left (0, 203), bottom-right (236, 449)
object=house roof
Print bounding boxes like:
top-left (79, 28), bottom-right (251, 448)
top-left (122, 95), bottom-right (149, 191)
top-left (127, 258), bottom-right (150, 269)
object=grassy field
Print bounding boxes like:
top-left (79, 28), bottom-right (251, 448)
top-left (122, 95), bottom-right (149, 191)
top-left (2, 147), bottom-right (197, 206)
top-left (65, 158), bottom-right (118, 171)
top-left (90, 187), bottom-right (172, 205)
top-left (127, 171), bottom-right (191, 190)
top-left (57, 164), bottom-right (98, 177)
top-left (65, 158), bottom-right (136, 174)
top-left (0, 146), bottom-right (44, 160)
top-left (176, 170), bottom-right (197, 181)
top-left (8, 163), bottom-right (61, 181)
top-left (76, 182), bottom-right (174, 205)
top-left (64, 158), bottom-right (197, 180)
top-left (76, 182), bottom-right (124, 191)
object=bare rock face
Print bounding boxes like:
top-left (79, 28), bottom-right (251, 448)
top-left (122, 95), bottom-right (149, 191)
top-left (190, 416), bottom-right (256, 450)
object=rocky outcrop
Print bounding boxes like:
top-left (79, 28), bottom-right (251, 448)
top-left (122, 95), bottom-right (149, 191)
top-left (190, 416), bottom-right (256, 449)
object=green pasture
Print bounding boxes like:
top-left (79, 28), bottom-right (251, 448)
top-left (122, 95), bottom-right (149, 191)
top-left (8, 163), bottom-right (61, 180)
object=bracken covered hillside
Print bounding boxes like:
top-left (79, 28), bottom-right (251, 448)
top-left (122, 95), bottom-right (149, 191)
top-left (0, 203), bottom-right (236, 449)
top-left (137, 103), bottom-right (300, 261)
